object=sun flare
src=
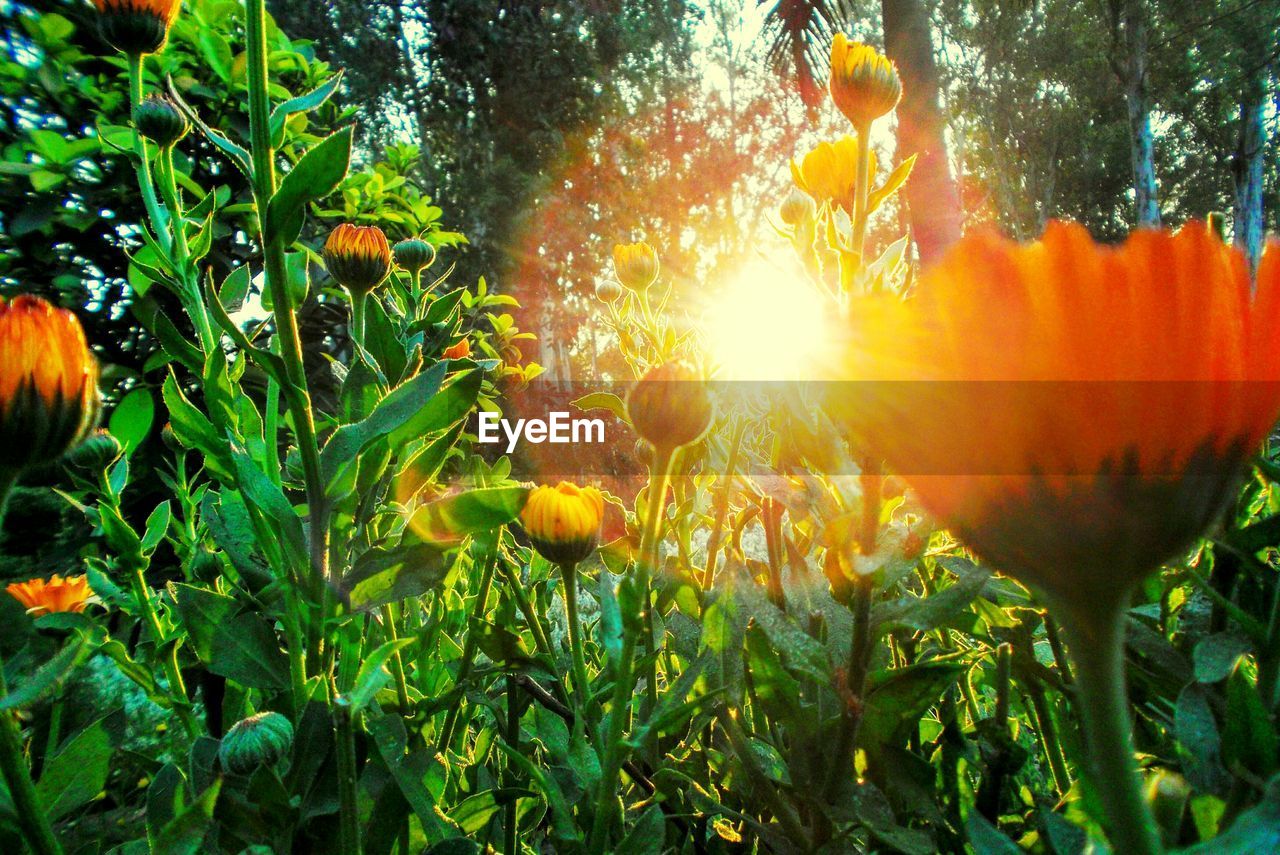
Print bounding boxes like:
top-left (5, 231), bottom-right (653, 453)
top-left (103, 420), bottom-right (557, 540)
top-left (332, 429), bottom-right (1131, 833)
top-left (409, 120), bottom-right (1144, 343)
top-left (704, 260), bottom-right (833, 381)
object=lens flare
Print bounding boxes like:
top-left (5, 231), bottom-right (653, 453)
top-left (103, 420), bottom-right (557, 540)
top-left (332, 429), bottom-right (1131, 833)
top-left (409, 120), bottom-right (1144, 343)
top-left (704, 260), bottom-right (832, 381)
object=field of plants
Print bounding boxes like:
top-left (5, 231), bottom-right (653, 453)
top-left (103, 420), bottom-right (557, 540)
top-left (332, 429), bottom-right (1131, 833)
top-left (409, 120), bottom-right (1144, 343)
top-left (1, 0), bottom-right (1279, 853)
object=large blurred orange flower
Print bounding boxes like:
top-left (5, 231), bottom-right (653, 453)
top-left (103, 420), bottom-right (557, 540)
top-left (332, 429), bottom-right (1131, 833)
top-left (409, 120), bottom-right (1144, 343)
top-left (838, 221), bottom-right (1280, 607)
top-left (0, 295), bottom-right (99, 470)
top-left (6, 574), bottom-right (92, 617)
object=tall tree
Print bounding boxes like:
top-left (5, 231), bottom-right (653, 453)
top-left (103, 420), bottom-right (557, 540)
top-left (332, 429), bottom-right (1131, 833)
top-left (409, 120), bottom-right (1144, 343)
top-left (880, 0), bottom-right (961, 261)
top-left (1108, 0), bottom-right (1162, 225)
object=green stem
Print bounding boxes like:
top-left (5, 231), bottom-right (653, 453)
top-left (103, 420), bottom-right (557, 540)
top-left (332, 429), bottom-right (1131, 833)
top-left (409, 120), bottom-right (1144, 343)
top-left (129, 566), bottom-right (197, 738)
top-left (350, 289), bottom-right (368, 350)
top-left (560, 562), bottom-right (592, 720)
top-left (589, 443), bottom-right (675, 849)
top-left (1058, 597), bottom-right (1162, 855)
top-left (381, 604), bottom-right (412, 715)
top-left (125, 52), bottom-right (169, 253)
top-left (0, 471), bottom-right (64, 855)
top-left (850, 120), bottom-right (872, 267)
top-left (438, 546), bottom-right (499, 752)
top-left (1025, 681), bottom-right (1071, 795)
top-left (156, 146), bottom-right (217, 355)
top-left (334, 700), bottom-right (362, 855)
top-left (244, 0), bottom-right (329, 612)
top-left (824, 571), bottom-right (873, 801)
top-left (505, 676), bottom-right (520, 854)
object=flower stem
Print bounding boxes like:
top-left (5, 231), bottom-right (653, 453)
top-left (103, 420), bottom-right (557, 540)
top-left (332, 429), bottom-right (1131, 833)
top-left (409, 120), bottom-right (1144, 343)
top-left (334, 699), bottom-right (361, 855)
top-left (125, 52), bottom-right (169, 254)
top-left (1058, 598), bottom-right (1162, 855)
top-left (0, 471), bottom-right (64, 855)
top-left (350, 289), bottom-right (367, 350)
top-left (243, 0), bottom-right (329, 614)
top-left (155, 146), bottom-right (217, 355)
top-left (559, 562), bottom-right (592, 720)
top-left (438, 544), bottom-right (499, 752)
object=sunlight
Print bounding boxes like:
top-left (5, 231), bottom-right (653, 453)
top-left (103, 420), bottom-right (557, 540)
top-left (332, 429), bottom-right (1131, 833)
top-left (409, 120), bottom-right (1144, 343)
top-left (704, 260), bottom-right (832, 381)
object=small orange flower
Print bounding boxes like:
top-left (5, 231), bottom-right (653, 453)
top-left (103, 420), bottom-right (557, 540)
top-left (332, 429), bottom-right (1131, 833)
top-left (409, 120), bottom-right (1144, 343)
top-left (0, 295), bottom-right (99, 470)
top-left (323, 224), bottom-right (392, 294)
top-left (791, 136), bottom-right (872, 212)
top-left (836, 221), bottom-right (1280, 608)
top-left (828, 34), bottom-right (902, 129)
top-left (521, 482), bottom-right (605, 566)
top-left (6, 574), bottom-right (92, 617)
top-left (92, 0), bottom-right (182, 56)
top-left (443, 339), bottom-right (470, 360)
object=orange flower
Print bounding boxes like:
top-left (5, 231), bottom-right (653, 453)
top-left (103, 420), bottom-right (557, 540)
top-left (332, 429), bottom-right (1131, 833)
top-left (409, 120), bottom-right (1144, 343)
top-left (323, 224), bottom-right (392, 294)
top-left (92, 0), bottom-right (182, 56)
top-left (521, 482), bottom-right (605, 565)
top-left (6, 574), bottom-right (92, 617)
top-left (0, 295), bottom-right (99, 470)
top-left (837, 221), bottom-right (1280, 607)
top-left (828, 34), bottom-right (901, 129)
top-left (443, 340), bottom-right (471, 360)
top-left (791, 136), bottom-right (872, 212)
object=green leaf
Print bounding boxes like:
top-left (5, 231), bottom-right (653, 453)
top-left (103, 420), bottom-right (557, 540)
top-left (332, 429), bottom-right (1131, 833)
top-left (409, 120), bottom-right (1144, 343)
top-left (341, 543), bottom-right (452, 612)
top-left (572, 392), bottom-right (628, 423)
top-left (141, 501), bottom-right (172, 555)
top-left (107, 386), bottom-right (154, 453)
top-left (162, 373), bottom-right (233, 480)
top-left (208, 612), bottom-right (290, 689)
top-left (966, 812), bottom-right (1023, 855)
top-left (320, 363), bottom-right (447, 499)
top-left (617, 805), bottom-right (666, 855)
top-left (1222, 660), bottom-right (1278, 778)
top-left (0, 632), bottom-right (93, 711)
top-left (387, 368), bottom-right (482, 450)
top-left (405, 485), bottom-right (530, 545)
top-left (36, 716), bottom-right (113, 820)
top-left (152, 780), bottom-right (221, 855)
top-left (269, 71), bottom-right (344, 146)
top-left (230, 443), bottom-right (308, 571)
top-left (173, 584), bottom-right (238, 663)
top-left (265, 126), bottom-right (353, 245)
top-left (345, 637), bottom-right (413, 712)
top-left (394, 421), bottom-right (465, 501)
top-left (860, 660), bottom-right (966, 747)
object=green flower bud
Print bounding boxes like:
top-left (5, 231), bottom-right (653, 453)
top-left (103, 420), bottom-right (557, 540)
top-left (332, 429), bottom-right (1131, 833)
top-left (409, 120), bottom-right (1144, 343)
top-left (132, 95), bottom-right (189, 148)
top-left (392, 238), bottom-right (436, 275)
top-left (219, 712), bottom-right (294, 775)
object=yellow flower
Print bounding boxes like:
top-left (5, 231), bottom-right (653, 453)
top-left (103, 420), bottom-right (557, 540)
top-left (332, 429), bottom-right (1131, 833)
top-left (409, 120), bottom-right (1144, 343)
top-left (836, 222), bottom-right (1280, 610)
top-left (0, 295), bottom-right (99, 470)
top-left (791, 136), bottom-right (872, 213)
top-left (6, 574), bottom-right (92, 617)
top-left (521, 482), bottom-right (605, 566)
top-left (627, 360), bottom-right (713, 451)
top-left (612, 242), bottom-right (659, 292)
top-left (323, 224), bottom-right (392, 294)
top-left (828, 34), bottom-right (902, 129)
top-left (92, 0), bottom-right (183, 57)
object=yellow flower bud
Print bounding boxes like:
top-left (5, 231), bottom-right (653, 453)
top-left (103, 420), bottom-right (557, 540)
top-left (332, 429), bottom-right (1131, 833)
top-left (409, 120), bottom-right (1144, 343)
top-left (521, 482), bottom-right (605, 566)
top-left (828, 34), bottom-right (902, 129)
top-left (779, 187), bottom-right (816, 226)
top-left (92, 0), bottom-right (182, 57)
top-left (324, 224), bottom-right (392, 294)
top-left (595, 279), bottom-right (623, 303)
top-left (626, 360), bottom-right (713, 450)
top-left (0, 295), bottom-right (100, 470)
top-left (612, 241), bottom-right (659, 292)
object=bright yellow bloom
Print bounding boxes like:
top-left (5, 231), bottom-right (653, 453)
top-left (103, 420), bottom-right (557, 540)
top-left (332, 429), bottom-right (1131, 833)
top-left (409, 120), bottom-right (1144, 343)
top-left (828, 34), bottom-right (902, 129)
top-left (521, 482), bottom-right (605, 566)
top-left (323, 224), bottom-right (392, 294)
top-left (836, 222), bottom-right (1280, 608)
top-left (0, 295), bottom-right (99, 470)
top-left (791, 136), bottom-right (873, 212)
top-left (612, 242), bottom-right (659, 292)
top-left (627, 360), bottom-right (713, 451)
top-left (92, 0), bottom-right (182, 56)
top-left (6, 574), bottom-right (92, 617)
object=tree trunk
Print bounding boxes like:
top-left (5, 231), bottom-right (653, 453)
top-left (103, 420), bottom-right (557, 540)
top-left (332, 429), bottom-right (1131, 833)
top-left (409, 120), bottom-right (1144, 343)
top-left (880, 0), bottom-right (962, 264)
top-left (1231, 89), bottom-right (1266, 274)
top-left (1111, 0), bottom-right (1161, 226)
